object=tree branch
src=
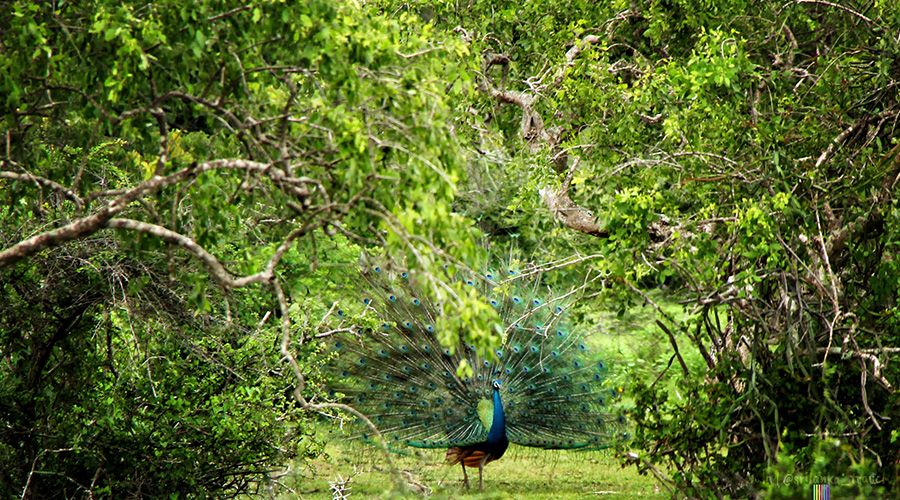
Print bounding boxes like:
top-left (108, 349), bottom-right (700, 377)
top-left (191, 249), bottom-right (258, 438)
top-left (0, 159), bottom-right (313, 268)
top-left (0, 171), bottom-right (84, 209)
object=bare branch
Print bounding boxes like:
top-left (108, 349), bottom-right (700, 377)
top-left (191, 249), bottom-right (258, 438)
top-left (0, 171), bottom-right (84, 209)
top-left (792, 0), bottom-right (875, 26)
top-left (0, 159), bottom-right (313, 268)
top-left (105, 217), bottom-right (320, 289)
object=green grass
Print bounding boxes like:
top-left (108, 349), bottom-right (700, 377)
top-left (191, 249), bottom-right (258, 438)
top-left (274, 293), bottom-right (685, 498)
top-left (279, 440), bottom-right (664, 498)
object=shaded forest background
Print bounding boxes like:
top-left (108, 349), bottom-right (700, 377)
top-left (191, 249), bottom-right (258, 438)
top-left (1, 0), bottom-right (897, 497)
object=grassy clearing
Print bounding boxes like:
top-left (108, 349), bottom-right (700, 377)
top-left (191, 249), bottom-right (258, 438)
top-left (280, 439), bottom-right (664, 499)
top-left (275, 293), bottom-right (683, 498)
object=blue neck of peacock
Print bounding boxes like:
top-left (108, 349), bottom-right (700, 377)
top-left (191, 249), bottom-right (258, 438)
top-left (487, 387), bottom-right (506, 444)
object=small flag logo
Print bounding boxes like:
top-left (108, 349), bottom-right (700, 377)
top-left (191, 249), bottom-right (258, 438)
top-left (813, 483), bottom-right (830, 500)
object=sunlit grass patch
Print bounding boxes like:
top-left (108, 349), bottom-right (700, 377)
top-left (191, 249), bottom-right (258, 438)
top-left (281, 440), bottom-right (664, 498)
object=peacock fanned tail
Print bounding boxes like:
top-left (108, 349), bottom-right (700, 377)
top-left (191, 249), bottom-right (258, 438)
top-left (324, 260), bottom-right (626, 452)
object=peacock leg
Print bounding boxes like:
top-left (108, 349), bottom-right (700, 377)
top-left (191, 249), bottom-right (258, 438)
top-left (478, 455), bottom-right (489, 491)
top-left (461, 463), bottom-right (469, 489)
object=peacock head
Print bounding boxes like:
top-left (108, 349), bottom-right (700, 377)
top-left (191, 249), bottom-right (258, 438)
top-left (492, 380), bottom-right (502, 390)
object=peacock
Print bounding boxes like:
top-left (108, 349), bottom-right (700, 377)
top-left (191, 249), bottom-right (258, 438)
top-left (324, 261), bottom-right (626, 490)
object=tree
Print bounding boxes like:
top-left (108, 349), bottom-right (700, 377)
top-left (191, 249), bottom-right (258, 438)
top-left (374, 0), bottom-right (899, 495)
top-left (0, 1), bottom-right (487, 496)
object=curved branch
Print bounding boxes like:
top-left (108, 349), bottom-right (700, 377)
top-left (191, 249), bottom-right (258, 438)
top-left (105, 217), bottom-right (319, 289)
top-left (0, 159), bottom-right (311, 268)
top-left (475, 32), bottom-right (615, 239)
top-left (0, 171), bottom-right (84, 209)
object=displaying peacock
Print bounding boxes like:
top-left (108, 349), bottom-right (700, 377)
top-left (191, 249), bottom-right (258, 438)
top-left (325, 261), bottom-right (626, 490)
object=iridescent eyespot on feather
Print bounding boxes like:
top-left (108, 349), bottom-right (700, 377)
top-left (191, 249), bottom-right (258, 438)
top-left (403, 321), bottom-right (413, 329)
top-left (401, 272), bottom-right (408, 279)
top-left (337, 309), bottom-right (344, 317)
top-left (362, 297), bottom-right (371, 305)
top-left (532, 298), bottom-right (542, 306)
top-left (508, 269), bottom-right (517, 275)
top-left (578, 343), bottom-right (587, 351)
top-left (486, 273), bottom-right (494, 280)
top-left (426, 325), bottom-right (434, 332)
top-left (465, 279), bottom-right (475, 286)
top-left (381, 323), bottom-right (390, 330)
top-left (530, 345), bottom-right (539, 353)
top-left (490, 299), bottom-right (499, 307)
top-left (512, 296), bottom-right (522, 304)
top-left (388, 294), bottom-right (397, 302)
top-left (496, 349), bottom-right (504, 358)
top-left (411, 298), bottom-right (420, 305)
top-left (555, 305), bottom-right (563, 314)
top-left (556, 329), bottom-right (566, 337)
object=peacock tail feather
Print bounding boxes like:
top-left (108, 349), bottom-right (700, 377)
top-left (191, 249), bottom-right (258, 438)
top-left (324, 260), bottom-right (627, 452)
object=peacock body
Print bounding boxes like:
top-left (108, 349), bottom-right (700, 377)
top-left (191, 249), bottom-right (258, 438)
top-left (326, 262), bottom-right (625, 489)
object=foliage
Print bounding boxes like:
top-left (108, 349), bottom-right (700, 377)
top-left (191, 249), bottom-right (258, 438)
top-left (373, 0), bottom-right (900, 495)
top-left (0, 0), bottom-right (485, 496)
top-left (3, 0), bottom-right (899, 497)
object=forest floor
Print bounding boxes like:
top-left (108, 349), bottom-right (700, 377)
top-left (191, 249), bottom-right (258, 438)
top-left (279, 439), bottom-right (665, 498)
